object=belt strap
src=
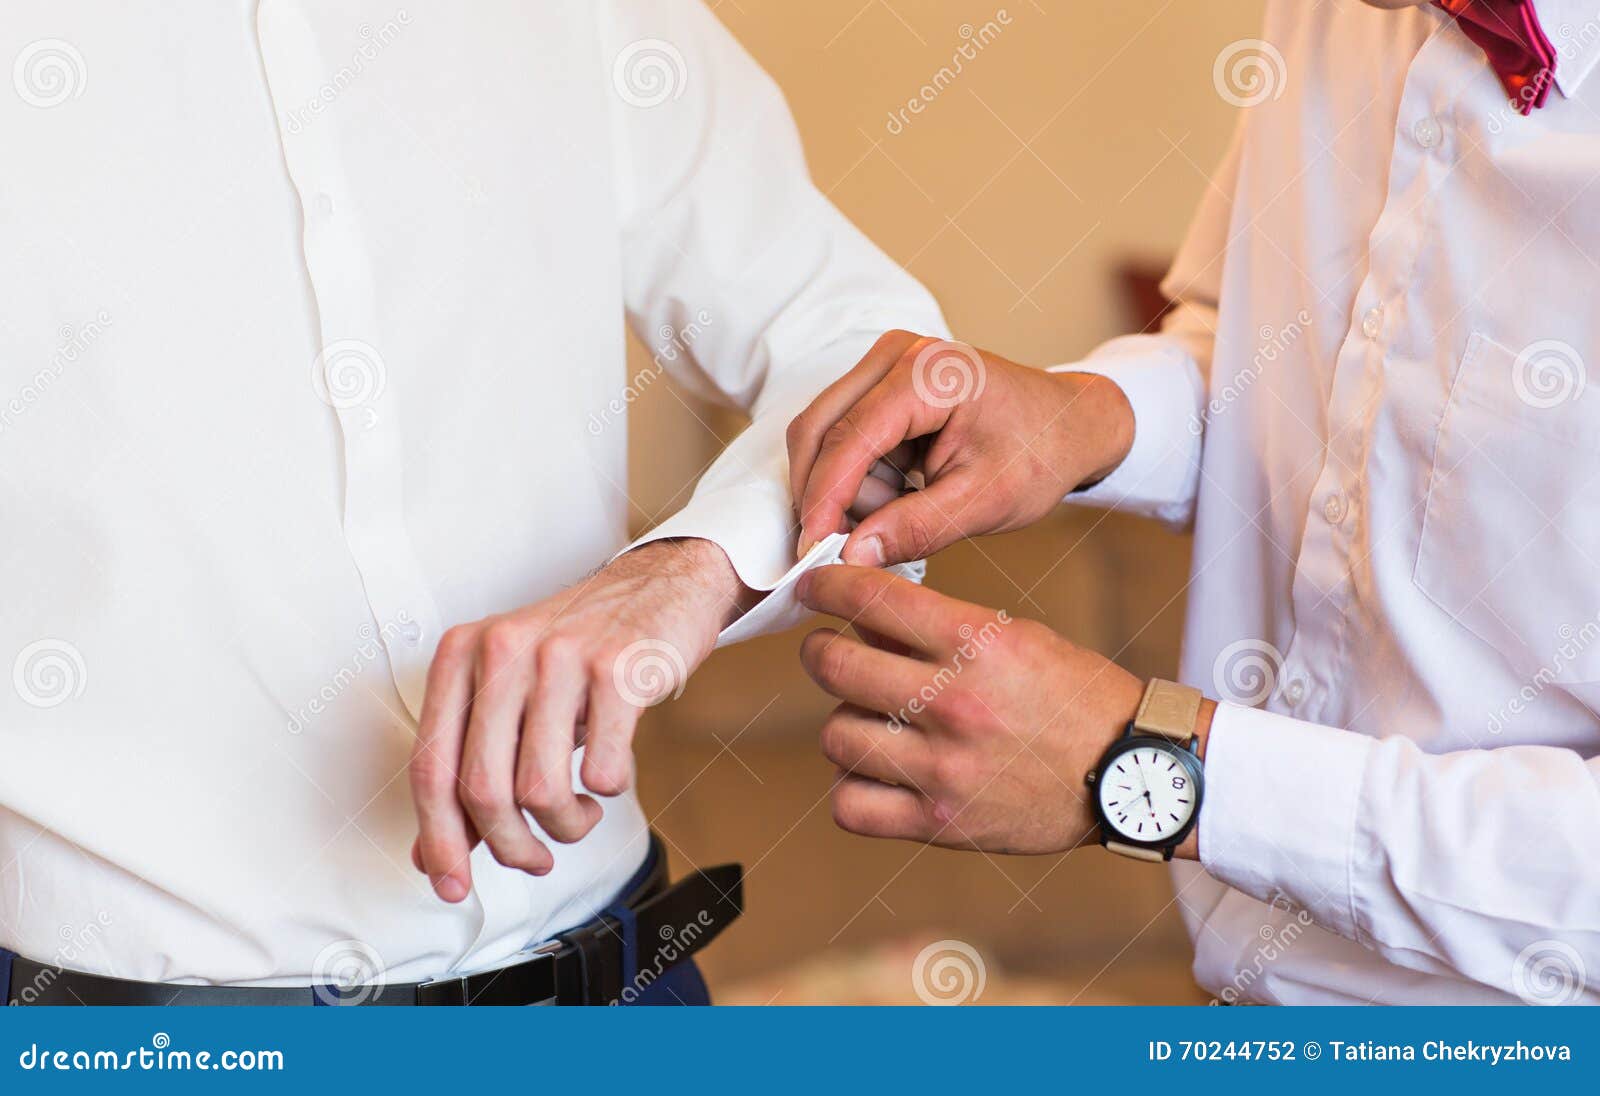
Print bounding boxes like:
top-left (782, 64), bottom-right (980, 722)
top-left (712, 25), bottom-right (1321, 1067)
top-left (6, 860), bottom-right (742, 1006)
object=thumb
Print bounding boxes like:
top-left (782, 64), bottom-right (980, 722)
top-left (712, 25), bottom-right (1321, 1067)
top-left (841, 472), bottom-right (980, 566)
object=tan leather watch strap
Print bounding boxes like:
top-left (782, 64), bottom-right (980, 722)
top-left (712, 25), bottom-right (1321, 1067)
top-left (1131, 678), bottom-right (1201, 746)
top-left (1103, 840), bottom-right (1167, 863)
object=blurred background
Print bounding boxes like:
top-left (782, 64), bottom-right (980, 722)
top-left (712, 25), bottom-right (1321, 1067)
top-left (631, 0), bottom-right (1265, 1005)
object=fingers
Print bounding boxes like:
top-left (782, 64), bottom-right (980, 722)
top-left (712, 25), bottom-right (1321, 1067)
top-left (843, 464), bottom-right (986, 566)
top-left (787, 330), bottom-right (922, 538)
top-left (579, 677), bottom-right (639, 797)
top-left (799, 628), bottom-right (933, 716)
top-left (794, 338), bottom-right (952, 557)
top-left (830, 772), bottom-right (936, 842)
top-left (460, 623), bottom-right (554, 874)
top-left (846, 451), bottom-right (915, 522)
top-left (514, 641), bottom-right (603, 845)
top-left (409, 625), bottom-right (481, 902)
top-left (818, 703), bottom-right (930, 788)
top-left (798, 564), bottom-right (969, 656)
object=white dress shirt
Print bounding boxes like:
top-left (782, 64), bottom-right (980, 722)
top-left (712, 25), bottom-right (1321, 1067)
top-left (1067, 0), bottom-right (1600, 1004)
top-left (0, 1), bottom-right (942, 986)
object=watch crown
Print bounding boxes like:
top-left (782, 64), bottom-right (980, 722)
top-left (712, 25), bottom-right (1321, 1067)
top-left (1085, 769), bottom-right (1097, 786)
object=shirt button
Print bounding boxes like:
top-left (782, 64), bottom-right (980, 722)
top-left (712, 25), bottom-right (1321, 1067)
top-left (314, 192), bottom-right (335, 218)
top-left (1283, 678), bottom-right (1307, 707)
top-left (1412, 115), bottom-right (1442, 149)
top-left (1323, 491), bottom-right (1348, 525)
top-left (1361, 306), bottom-right (1383, 340)
top-left (399, 619), bottom-right (423, 646)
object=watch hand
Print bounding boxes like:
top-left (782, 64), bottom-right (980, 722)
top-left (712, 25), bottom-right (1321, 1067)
top-left (1134, 758), bottom-right (1155, 809)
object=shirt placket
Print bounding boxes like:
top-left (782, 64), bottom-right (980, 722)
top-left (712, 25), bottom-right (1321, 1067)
top-left (255, 1), bottom-right (442, 722)
top-left (1278, 36), bottom-right (1460, 726)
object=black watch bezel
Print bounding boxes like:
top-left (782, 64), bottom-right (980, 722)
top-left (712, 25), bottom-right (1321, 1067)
top-left (1087, 728), bottom-right (1205, 859)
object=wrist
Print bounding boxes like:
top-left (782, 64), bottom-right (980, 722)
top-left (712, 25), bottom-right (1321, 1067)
top-left (612, 537), bottom-right (756, 633)
top-left (1054, 371), bottom-right (1135, 488)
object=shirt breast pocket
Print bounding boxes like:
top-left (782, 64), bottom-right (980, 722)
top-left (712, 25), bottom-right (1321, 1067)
top-left (1413, 333), bottom-right (1600, 696)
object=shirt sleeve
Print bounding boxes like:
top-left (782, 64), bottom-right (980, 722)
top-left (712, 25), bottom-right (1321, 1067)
top-left (1199, 702), bottom-right (1600, 1003)
top-left (600, 0), bottom-right (948, 595)
top-left (1047, 122), bottom-right (1245, 531)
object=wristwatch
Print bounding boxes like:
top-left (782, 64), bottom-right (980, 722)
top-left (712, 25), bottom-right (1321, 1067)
top-left (1085, 679), bottom-right (1205, 861)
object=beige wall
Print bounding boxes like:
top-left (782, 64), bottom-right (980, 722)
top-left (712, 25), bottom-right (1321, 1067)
top-left (629, 0), bottom-right (1266, 1002)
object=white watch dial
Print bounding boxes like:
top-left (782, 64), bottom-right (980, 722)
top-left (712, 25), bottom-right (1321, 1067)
top-left (1097, 745), bottom-right (1197, 843)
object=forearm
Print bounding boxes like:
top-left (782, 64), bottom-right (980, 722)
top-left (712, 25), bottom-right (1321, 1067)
top-left (610, 537), bottom-right (759, 637)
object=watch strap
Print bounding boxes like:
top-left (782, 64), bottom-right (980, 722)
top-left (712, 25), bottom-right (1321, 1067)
top-left (1130, 678), bottom-right (1201, 746)
top-left (1103, 840), bottom-right (1167, 863)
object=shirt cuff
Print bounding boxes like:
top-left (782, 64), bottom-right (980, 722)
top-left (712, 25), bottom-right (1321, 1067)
top-left (1048, 338), bottom-right (1203, 528)
top-left (617, 327), bottom-right (942, 644)
top-left (1198, 702), bottom-right (1374, 942)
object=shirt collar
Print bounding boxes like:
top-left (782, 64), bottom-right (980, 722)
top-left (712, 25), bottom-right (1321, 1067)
top-left (1532, 0), bottom-right (1600, 96)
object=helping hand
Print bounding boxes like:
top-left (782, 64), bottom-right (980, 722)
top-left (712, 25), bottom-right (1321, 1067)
top-left (785, 331), bottom-right (1135, 567)
top-left (796, 563), bottom-right (1146, 855)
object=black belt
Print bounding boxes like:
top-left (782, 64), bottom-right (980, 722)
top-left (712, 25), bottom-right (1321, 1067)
top-left (5, 840), bottom-right (742, 1006)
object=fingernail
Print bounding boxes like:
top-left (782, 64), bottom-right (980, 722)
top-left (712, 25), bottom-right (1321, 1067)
top-left (843, 535), bottom-right (884, 567)
top-left (797, 534), bottom-right (817, 561)
top-left (591, 750), bottom-right (626, 793)
top-left (797, 569), bottom-right (815, 601)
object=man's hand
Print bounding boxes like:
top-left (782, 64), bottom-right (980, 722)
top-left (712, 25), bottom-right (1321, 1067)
top-left (408, 538), bottom-right (749, 902)
top-left (797, 564), bottom-right (1181, 856)
top-left (786, 330), bottom-right (1135, 567)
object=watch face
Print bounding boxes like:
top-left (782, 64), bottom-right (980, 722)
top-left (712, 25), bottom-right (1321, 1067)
top-left (1096, 739), bottom-right (1200, 845)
